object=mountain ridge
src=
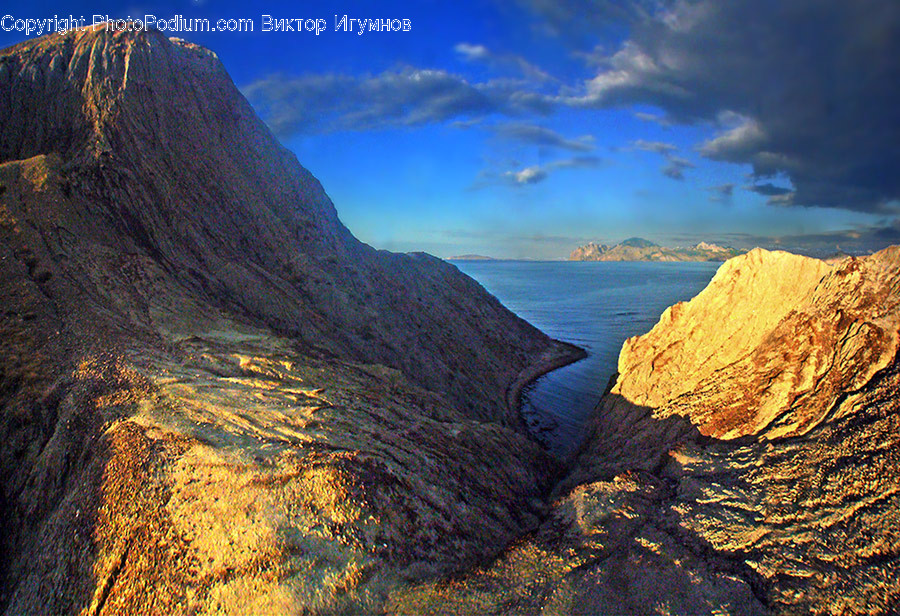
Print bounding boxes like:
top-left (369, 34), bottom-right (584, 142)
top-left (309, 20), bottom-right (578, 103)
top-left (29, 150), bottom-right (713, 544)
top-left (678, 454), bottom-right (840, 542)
top-left (570, 238), bottom-right (742, 262)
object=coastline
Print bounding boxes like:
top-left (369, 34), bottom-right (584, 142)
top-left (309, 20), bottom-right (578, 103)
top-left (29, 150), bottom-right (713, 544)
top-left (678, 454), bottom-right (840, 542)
top-left (505, 339), bottom-right (587, 430)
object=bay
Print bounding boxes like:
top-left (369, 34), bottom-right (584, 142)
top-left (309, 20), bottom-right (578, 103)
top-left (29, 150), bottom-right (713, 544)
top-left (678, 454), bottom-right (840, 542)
top-left (453, 260), bottom-right (721, 458)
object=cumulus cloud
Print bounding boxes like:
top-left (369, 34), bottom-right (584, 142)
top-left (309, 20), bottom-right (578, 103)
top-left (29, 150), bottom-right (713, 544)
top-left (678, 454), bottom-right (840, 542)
top-left (707, 183), bottom-right (735, 203)
top-left (506, 155), bottom-right (602, 185)
top-left (661, 156), bottom-right (695, 180)
top-left (556, 0), bottom-right (900, 212)
top-left (743, 182), bottom-right (795, 205)
top-left (629, 140), bottom-right (693, 180)
top-left (454, 42), bottom-right (490, 61)
top-left (243, 68), bottom-right (553, 135)
top-left (700, 117), bottom-right (767, 163)
top-left (245, 0), bottom-right (898, 213)
top-left (630, 139), bottom-right (677, 154)
top-left (506, 166), bottom-right (548, 184)
top-left (454, 42), bottom-right (554, 82)
top-left (478, 155), bottom-right (602, 188)
top-left (745, 183), bottom-right (793, 197)
top-left (492, 123), bottom-right (595, 151)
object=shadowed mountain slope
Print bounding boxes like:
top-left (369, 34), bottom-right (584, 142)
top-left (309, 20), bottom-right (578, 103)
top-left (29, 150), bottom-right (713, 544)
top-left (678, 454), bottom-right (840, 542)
top-left (0, 26), bottom-right (563, 424)
top-left (0, 27), bottom-right (580, 613)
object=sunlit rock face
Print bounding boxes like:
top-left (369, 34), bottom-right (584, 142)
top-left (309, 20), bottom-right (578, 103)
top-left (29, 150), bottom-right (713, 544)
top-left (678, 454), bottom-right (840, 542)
top-left (613, 247), bottom-right (900, 439)
top-left (567, 247), bottom-right (900, 613)
top-left (392, 248), bottom-right (900, 615)
top-left (0, 27), bottom-right (577, 614)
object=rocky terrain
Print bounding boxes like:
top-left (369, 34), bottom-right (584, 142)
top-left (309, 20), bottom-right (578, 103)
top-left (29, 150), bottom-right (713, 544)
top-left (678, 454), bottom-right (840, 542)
top-left (2, 25), bottom-right (898, 616)
top-left (0, 27), bottom-right (580, 614)
top-left (570, 237), bottom-right (741, 262)
top-left (392, 247), bottom-right (900, 615)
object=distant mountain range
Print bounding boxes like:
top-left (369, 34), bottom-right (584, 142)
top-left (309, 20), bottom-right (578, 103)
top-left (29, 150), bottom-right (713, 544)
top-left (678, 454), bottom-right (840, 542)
top-left (569, 237), bottom-right (742, 262)
top-left (449, 254), bottom-right (497, 261)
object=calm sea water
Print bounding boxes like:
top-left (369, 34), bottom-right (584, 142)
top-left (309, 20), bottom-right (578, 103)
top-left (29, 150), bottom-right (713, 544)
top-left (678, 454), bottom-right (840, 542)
top-left (453, 260), bottom-right (721, 458)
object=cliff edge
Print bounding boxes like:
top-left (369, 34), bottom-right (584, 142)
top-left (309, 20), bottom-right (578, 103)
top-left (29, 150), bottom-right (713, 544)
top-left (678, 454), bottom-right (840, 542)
top-left (615, 247), bottom-right (900, 439)
top-left (390, 247), bottom-right (900, 615)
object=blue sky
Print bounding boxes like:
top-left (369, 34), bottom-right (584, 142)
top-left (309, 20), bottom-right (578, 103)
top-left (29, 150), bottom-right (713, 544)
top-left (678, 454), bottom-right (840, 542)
top-left (3, 0), bottom-right (898, 258)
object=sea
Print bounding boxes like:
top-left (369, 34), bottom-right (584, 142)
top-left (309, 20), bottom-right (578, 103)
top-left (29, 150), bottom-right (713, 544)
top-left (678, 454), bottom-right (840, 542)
top-left (452, 260), bottom-right (721, 458)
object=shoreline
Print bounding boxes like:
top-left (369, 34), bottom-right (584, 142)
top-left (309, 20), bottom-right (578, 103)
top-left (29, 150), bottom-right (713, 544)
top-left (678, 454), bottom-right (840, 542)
top-left (505, 339), bottom-right (587, 430)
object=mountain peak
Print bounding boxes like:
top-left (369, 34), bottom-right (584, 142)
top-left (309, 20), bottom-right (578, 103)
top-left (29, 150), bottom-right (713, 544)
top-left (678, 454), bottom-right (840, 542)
top-left (0, 27), bottom-right (557, 421)
top-left (2, 27), bottom-right (227, 163)
top-left (620, 237), bottom-right (657, 248)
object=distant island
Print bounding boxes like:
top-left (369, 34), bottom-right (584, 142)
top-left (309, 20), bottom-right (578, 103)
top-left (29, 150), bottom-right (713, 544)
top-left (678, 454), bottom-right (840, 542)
top-left (448, 254), bottom-right (497, 261)
top-left (569, 237), bottom-right (743, 262)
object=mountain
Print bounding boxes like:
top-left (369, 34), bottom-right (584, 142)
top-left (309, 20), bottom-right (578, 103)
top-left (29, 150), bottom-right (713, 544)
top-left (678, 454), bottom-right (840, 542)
top-left (447, 254), bottom-right (497, 261)
top-left (568, 241), bottom-right (610, 260)
top-left (569, 238), bottom-right (742, 262)
top-left (389, 248), bottom-right (900, 614)
top-left (620, 236), bottom-right (658, 248)
top-left (0, 27), bottom-right (583, 614)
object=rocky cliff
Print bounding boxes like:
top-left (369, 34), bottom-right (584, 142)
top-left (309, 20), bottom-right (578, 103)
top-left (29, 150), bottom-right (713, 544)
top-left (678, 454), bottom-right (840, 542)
top-left (612, 248), bottom-right (900, 439)
top-left (391, 247), bottom-right (900, 615)
top-left (0, 27), bottom-right (581, 613)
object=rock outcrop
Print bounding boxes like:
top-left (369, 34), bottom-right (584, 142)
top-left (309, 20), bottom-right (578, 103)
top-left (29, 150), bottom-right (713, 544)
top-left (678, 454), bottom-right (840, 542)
top-left (392, 247), bottom-right (900, 615)
top-left (0, 27), bottom-right (581, 613)
top-left (569, 241), bottom-right (611, 260)
top-left (612, 247), bottom-right (900, 439)
top-left (569, 237), bottom-right (742, 262)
